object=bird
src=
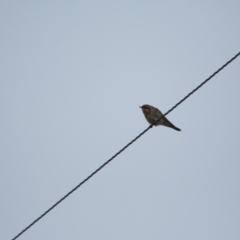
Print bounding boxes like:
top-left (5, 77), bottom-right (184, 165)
top-left (139, 104), bottom-right (181, 131)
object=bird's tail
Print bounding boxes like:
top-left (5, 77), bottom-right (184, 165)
top-left (163, 117), bottom-right (181, 131)
top-left (169, 124), bottom-right (181, 131)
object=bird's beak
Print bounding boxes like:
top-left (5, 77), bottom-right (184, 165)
top-left (139, 106), bottom-right (142, 108)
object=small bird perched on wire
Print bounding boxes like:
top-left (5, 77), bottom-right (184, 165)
top-left (139, 104), bottom-right (181, 131)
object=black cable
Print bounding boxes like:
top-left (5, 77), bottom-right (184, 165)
top-left (12, 51), bottom-right (240, 240)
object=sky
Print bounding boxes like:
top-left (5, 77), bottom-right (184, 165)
top-left (1, 1), bottom-right (240, 240)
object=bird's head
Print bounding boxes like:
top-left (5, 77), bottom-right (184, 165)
top-left (139, 104), bottom-right (151, 115)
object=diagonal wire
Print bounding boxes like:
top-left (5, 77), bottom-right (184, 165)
top-left (12, 51), bottom-right (240, 240)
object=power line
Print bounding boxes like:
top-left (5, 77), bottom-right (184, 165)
top-left (12, 51), bottom-right (240, 240)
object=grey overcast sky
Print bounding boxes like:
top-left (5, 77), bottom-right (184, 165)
top-left (1, 1), bottom-right (240, 240)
